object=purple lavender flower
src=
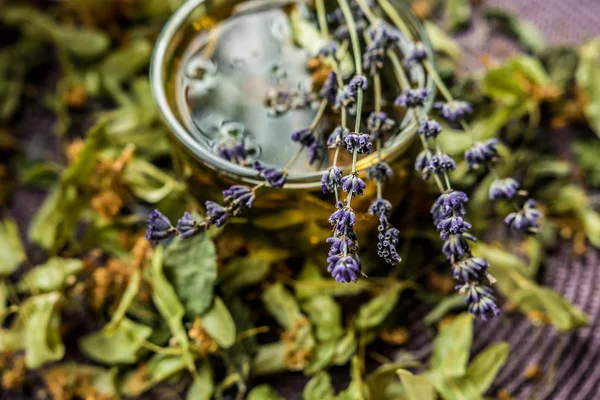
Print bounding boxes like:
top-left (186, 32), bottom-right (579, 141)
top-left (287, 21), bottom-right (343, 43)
top-left (442, 233), bottom-right (477, 260)
top-left (349, 74), bottom-right (368, 92)
top-left (452, 257), bottom-right (489, 282)
top-left (434, 101), bottom-right (473, 122)
top-left (395, 88), bottom-right (431, 108)
top-left (341, 173), bottom-right (366, 196)
top-left (327, 126), bottom-right (349, 148)
top-left (345, 133), bottom-right (372, 154)
top-left (333, 21), bottom-right (367, 40)
top-left (327, 254), bottom-right (362, 283)
top-left (320, 71), bottom-right (338, 104)
top-left (223, 185), bottom-right (255, 215)
top-left (367, 161), bottom-right (393, 182)
top-left (405, 42), bottom-right (427, 66)
top-left (252, 161), bottom-right (286, 187)
top-left (427, 154), bottom-right (456, 175)
top-left (177, 212), bottom-right (202, 239)
top-left (318, 41), bottom-right (338, 57)
top-left (437, 216), bottom-right (472, 240)
top-left (457, 282), bottom-right (500, 321)
top-left (368, 198), bottom-right (392, 219)
top-left (205, 201), bottom-right (228, 227)
top-left (308, 141), bottom-right (325, 165)
top-left (321, 166), bottom-right (343, 194)
top-left (363, 46), bottom-right (385, 75)
top-left (431, 191), bottom-right (469, 224)
top-left (377, 223), bottom-right (401, 265)
top-left (415, 149), bottom-right (432, 172)
top-left (291, 128), bottom-right (316, 147)
top-left (326, 236), bottom-right (354, 256)
top-left (216, 142), bottom-right (247, 164)
top-left (367, 24), bottom-right (401, 48)
top-left (489, 178), bottom-right (520, 200)
top-left (367, 112), bottom-right (395, 140)
top-left (504, 199), bottom-right (543, 233)
top-left (329, 201), bottom-right (356, 233)
top-left (464, 139), bottom-right (499, 170)
top-left (418, 119), bottom-right (442, 139)
top-left (146, 210), bottom-right (176, 244)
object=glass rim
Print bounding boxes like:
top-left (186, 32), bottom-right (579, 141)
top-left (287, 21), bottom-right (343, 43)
top-left (150, 0), bottom-right (436, 189)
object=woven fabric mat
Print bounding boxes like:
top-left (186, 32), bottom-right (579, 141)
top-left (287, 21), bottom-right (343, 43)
top-left (5, 1), bottom-right (600, 399)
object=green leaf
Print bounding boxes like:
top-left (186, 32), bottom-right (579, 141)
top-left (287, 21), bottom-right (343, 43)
top-left (44, 363), bottom-right (118, 398)
top-left (262, 283), bottom-right (303, 328)
top-left (251, 342), bottom-right (287, 376)
top-left (21, 293), bottom-right (65, 368)
top-left (17, 258), bottom-right (83, 293)
top-left (187, 362), bottom-right (214, 400)
top-left (484, 8), bottom-right (546, 53)
top-left (446, 0), bottom-right (471, 31)
top-left (430, 313), bottom-right (473, 377)
top-left (397, 369), bottom-right (436, 400)
top-left (79, 318), bottom-right (152, 364)
top-left (201, 296), bottom-right (236, 349)
top-left (574, 139), bottom-right (600, 187)
top-left (332, 325), bottom-right (357, 365)
top-left (576, 38), bottom-right (600, 137)
top-left (0, 217), bottom-right (26, 276)
top-left (220, 256), bottom-right (271, 293)
top-left (104, 268), bottom-right (141, 334)
top-left (366, 362), bottom-right (421, 399)
top-left (427, 372), bottom-right (481, 400)
top-left (303, 371), bottom-right (336, 400)
top-left (55, 26), bottom-right (111, 60)
top-left (356, 284), bottom-right (403, 331)
top-left (465, 342), bottom-right (510, 394)
top-left (305, 341), bottom-right (336, 375)
top-left (121, 353), bottom-right (188, 396)
top-left (150, 246), bottom-right (196, 373)
top-left (248, 384), bottom-right (285, 400)
top-left (301, 294), bottom-right (343, 343)
top-left (163, 231), bottom-right (217, 318)
top-left (99, 39), bottom-right (152, 83)
top-left (425, 293), bottom-right (467, 326)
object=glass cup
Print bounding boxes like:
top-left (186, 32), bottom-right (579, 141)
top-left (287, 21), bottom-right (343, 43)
top-left (150, 0), bottom-right (435, 234)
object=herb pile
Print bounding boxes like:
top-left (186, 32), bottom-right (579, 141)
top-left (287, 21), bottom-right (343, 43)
top-left (0, 0), bottom-right (599, 399)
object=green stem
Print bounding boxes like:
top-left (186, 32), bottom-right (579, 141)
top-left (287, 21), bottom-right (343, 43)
top-left (315, 0), bottom-right (330, 38)
top-left (376, 0), bottom-right (413, 38)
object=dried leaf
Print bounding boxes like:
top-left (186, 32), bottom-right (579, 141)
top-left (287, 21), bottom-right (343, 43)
top-left (430, 313), bottom-right (473, 377)
top-left (0, 217), bottom-right (26, 276)
top-left (186, 362), bottom-right (214, 400)
top-left (397, 369), bottom-right (436, 400)
top-left (121, 353), bottom-right (187, 396)
top-left (17, 258), bottom-right (83, 294)
top-left (220, 256), bottom-right (271, 293)
top-left (356, 284), bottom-right (403, 331)
top-left (576, 38), bottom-right (600, 137)
top-left (201, 296), bottom-right (236, 349)
top-left (248, 384), bottom-right (285, 400)
top-left (465, 342), bottom-right (510, 394)
top-left (303, 371), bottom-right (336, 400)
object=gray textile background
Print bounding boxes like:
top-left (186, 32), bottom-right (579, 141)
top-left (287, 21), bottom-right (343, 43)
top-left (4, 1), bottom-right (600, 399)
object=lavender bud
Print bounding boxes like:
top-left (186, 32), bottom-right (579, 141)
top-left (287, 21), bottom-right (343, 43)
top-left (329, 201), bottom-right (356, 233)
top-left (442, 233), bottom-right (477, 260)
top-left (427, 154), bottom-right (456, 175)
top-left (349, 74), bottom-right (368, 92)
top-left (434, 100), bottom-right (473, 122)
top-left (177, 212), bottom-right (203, 239)
top-left (363, 46), bottom-right (385, 75)
top-left (367, 112), bottom-right (395, 140)
top-left (405, 42), bottom-right (427, 65)
top-left (457, 282), bottom-right (500, 321)
top-left (418, 119), bottom-right (442, 139)
top-left (377, 223), bottom-right (401, 265)
top-left (308, 141), bottom-right (325, 165)
top-left (452, 257), bottom-right (489, 282)
top-left (321, 166), bottom-right (343, 194)
top-left (146, 210), bottom-right (176, 244)
top-left (327, 254), bottom-right (362, 283)
top-left (415, 149), bottom-right (432, 172)
top-left (368, 24), bottom-right (401, 48)
top-left (217, 142), bottom-right (247, 164)
top-left (327, 126), bottom-right (350, 148)
top-left (205, 201), bottom-right (228, 227)
top-left (367, 161), bottom-right (393, 182)
top-left (345, 133), bottom-right (372, 154)
top-left (262, 168), bottom-right (286, 188)
top-left (318, 40), bottom-right (338, 57)
top-left (504, 199), bottom-right (543, 233)
top-left (431, 191), bottom-right (469, 224)
top-left (223, 185), bottom-right (255, 215)
top-left (395, 88), bottom-right (431, 108)
top-left (326, 236), bottom-right (354, 256)
top-left (320, 71), bottom-right (338, 104)
top-left (341, 173), bottom-right (367, 196)
top-left (489, 178), bottom-right (520, 200)
top-left (368, 198), bottom-right (392, 219)
top-left (437, 216), bottom-right (472, 240)
top-left (291, 128), bottom-right (316, 147)
top-left (464, 139), bottom-right (499, 170)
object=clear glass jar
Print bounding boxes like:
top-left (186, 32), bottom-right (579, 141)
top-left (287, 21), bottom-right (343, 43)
top-left (150, 0), bottom-right (435, 232)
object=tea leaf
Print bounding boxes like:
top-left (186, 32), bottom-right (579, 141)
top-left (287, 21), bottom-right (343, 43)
top-left (99, 39), bottom-right (152, 83)
top-left (305, 341), bottom-right (336, 375)
top-left (446, 0), bottom-right (471, 31)
top-left (17, 258), bottom-right (83, 294)
top-left (427, 372), bottom-right (481, 400)
top-left (163, 231), bottom-right (217, 318)
top-left (220, 256), bottom-right (271, 293)
top-left (576, 38), bottom-right (600, 137)
top-left (573, 140), bottom-right (600, 187)
top-left (43, 363), bottom-right (118, 398)
top-left (397, 369), bottom-right (436, 400)
top-left (366, 361), bottom-right (421, 399)
top-left (121, 353), bottom-right (188, 396)
top-left (201, 296), bottom-right (236, 349)
top-left (424, 293), bottom-right (466, 326)
top-left (484, 8), bottom-right (546, 53)
top-left (251, 342), bottom-right (287, 376)
top-left (430, 313), bottom-right (473, 377)
top-left (465, 342), bottom-right (510, 394)
top-left (187, 362), bottom-right (214, 400)
top-left (295, 279), bottom-right (373, 299)
top-left (79, 318), bottom-right (152, 364)
top-left (0, 217), bottom-right (26, 276)
top-left (149, 246), bottom-right (196, 373)
top-left (541, 47), bottom-right (580, 89)
top-left (248, 384), bottom-right (285, 400)
top-left (262, 283), bottom-right (303, 328)
top-left (104, 268), bottom-right (141, 334)
top-left (55, 26), bottom-right (111, 61)
top-left (356, 284), bottom-right (403, 331)
top-left (332, 325), bottom-right (357, 365)
top-left (303, 371), bottom-right (335, 400)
